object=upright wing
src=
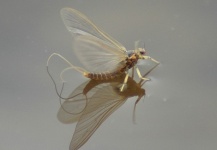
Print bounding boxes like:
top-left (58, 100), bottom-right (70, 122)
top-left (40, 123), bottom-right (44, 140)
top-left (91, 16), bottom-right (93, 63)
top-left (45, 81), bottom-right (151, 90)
top-left (70, 83), bottom-right (126, 150)
top-left (60, 7), bottom-right (126, 51)
top-left (73, 35), bottom-right (127, 73)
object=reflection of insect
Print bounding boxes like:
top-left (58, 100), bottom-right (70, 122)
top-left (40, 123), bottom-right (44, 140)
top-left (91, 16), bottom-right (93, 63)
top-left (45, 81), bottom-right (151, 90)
top-left (57, 73), bottom-right (147, 150)
top-left (47, 8), bottom-right (159, 91)
top-left (47, 32), bottom-right (159, 150)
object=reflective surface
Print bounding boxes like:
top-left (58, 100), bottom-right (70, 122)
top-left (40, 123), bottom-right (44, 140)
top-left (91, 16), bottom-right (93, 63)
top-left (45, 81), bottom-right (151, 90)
top-left (1, 0), bottom-right (217, 150)
top-left (56, 74), bottom-right (146, 150)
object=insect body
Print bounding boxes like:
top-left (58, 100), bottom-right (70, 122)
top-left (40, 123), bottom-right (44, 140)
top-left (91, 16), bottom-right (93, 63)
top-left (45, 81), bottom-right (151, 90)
top-left (47, 8), bottom-right (159, 91)
top-left (84, 48), bottom-right (143, 79)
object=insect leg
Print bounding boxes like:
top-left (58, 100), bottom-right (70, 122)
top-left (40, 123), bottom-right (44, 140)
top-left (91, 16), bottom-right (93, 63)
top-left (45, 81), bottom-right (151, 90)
top-left (120, 72), bottom-right (129, 92)
top-left (136, 66), bottom-right (150, 81)
top-left (143, 56), bottom-right (159, 64)
top-left (133, 94), bottom-right (145, 124)
top-left (131, 66), bottom-right (135, 79)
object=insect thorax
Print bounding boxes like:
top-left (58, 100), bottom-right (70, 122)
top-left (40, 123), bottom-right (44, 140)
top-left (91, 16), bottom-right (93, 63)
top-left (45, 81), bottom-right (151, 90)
top-left (125, 53), bottom-right (139, 70)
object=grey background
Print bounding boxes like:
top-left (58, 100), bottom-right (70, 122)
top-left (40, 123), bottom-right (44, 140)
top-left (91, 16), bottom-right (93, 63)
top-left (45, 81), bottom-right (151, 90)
top-left (1, 0), bottom-right (217, 150)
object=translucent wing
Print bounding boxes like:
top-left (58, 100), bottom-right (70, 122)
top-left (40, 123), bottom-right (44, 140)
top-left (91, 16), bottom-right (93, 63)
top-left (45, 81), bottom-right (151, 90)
top-left (57, 81), bottom-right (90, 124)
top-left (57, 80), bottom-right (103, 124)
top-left (70, 83), bottom-right (126, 150)
top-left (73, 35), bottom-right (127, 73)
top-left (60, 7), bottom-right (126, 51)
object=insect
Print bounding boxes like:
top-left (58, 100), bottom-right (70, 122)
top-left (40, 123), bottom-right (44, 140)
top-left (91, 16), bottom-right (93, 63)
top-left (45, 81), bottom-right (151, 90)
top-left (57, 73), bottom-right (147, 150)
top-left (45, 59), bottom-right (159, 150)
top-left (47, 8), bottom-right (159, 91)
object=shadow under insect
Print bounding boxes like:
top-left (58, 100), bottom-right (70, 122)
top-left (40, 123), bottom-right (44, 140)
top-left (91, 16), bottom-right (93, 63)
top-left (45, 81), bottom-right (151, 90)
top-left (54, 65), bottom-right (157, 150)
top-left (46, 51), bottom-right (159, 150)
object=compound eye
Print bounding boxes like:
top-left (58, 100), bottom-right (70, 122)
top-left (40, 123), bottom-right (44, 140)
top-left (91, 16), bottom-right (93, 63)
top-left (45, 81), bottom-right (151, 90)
top-left (140, 51), bottom-right (145, 55)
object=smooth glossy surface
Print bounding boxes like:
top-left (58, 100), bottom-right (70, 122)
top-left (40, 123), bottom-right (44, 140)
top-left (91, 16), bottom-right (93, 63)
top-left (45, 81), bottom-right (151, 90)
top-left (1, 0), bottom-right (217, 150)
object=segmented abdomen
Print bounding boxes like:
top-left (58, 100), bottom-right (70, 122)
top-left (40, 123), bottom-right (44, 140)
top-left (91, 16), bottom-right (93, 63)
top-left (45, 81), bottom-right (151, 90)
top-left (83, 70), bottom-right (123, 80)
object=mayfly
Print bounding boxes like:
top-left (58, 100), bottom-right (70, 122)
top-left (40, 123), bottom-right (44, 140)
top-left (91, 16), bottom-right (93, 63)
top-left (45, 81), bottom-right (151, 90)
top-left (57, 73), bottom-right (147, 150)
top-left (47, 7), bottom-right (159, 91)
